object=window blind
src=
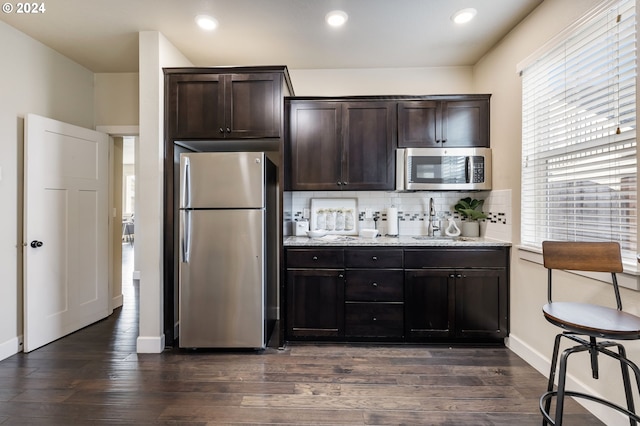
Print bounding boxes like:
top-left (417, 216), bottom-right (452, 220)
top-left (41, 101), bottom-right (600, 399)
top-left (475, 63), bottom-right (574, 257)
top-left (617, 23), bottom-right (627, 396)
top-left (521, 0), bottom-right (637, 261)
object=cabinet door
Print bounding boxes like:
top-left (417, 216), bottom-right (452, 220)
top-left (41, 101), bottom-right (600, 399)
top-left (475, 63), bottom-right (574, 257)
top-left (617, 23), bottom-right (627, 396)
top-left (455, 269), bottom-right (508, 339)
top-left (441, 100), bottom-right (489, 147)
top-left (288, 102), bottom-right (343, 190)
top-left (404, 270), bottom-right (453, 339)
top-left (342, 102), bottom-right (396, 190)
top-left (397, 101), bottom-right (439, 147)
top-left (168, 74), bottom-right (225, 139)
top-left (286, 269), bottom-right (344, 338)
top-left (227, 73), bottom-right (281, 138)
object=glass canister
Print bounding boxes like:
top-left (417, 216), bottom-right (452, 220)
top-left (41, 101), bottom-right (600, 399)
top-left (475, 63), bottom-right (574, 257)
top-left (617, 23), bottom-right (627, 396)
top-left (335, 209), bottom-right (345, 231)
top-left (344, 209), bottom-right (355, 231)
top-left (325, 209), bottom-right (336, 231)
top-left (316, 209), bottom-right (326, 230)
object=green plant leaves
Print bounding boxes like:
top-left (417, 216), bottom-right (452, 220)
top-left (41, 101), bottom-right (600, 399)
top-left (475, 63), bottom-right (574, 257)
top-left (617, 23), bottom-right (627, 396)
top-left (454, 197), bottom-right (488, 221)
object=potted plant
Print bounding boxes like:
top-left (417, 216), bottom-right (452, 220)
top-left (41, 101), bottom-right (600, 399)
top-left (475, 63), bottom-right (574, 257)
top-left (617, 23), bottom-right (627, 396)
top-left (454, 197), bottom-right (487, 237)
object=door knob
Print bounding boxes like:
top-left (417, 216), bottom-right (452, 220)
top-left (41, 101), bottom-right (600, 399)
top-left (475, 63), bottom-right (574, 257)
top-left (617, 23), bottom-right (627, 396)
top-left (30, 240), bottom-right (43, 248)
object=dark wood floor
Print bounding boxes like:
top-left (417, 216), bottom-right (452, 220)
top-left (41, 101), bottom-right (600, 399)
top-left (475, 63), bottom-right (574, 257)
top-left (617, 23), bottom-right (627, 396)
top-left (0, 246), bottom-right (603, 425)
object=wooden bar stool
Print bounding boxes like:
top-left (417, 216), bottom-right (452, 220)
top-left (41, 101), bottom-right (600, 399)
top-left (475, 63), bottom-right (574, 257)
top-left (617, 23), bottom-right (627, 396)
top-left (540, 241), bottom-right (640, 426)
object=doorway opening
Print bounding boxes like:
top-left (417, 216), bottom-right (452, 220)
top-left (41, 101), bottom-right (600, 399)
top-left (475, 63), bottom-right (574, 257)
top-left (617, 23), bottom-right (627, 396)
top-left (121, 136), bottom-right (136, 309)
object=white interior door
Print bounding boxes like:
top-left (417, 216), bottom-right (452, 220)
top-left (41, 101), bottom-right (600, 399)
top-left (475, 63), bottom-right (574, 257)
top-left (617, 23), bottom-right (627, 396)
top-left (23, 113), bottom-right (109, 352)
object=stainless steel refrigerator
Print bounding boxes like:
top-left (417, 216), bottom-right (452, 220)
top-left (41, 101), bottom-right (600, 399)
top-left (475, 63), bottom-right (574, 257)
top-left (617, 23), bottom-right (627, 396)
top-left (178, 152), bottom-right (277, 349)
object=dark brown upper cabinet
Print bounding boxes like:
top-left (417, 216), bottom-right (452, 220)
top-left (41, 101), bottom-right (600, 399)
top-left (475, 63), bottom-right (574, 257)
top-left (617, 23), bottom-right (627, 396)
top-left (398, 96), bottom-right (490, 148)
top-left (286, 99), bottom-right (396, 191)
top-left (166, 71), bottom-right (285, 139)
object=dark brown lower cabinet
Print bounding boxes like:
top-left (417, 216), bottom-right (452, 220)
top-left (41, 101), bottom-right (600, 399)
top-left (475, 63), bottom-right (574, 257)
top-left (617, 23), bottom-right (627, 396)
top-left (404, 270), bottom-right (453, 338)
top-left (285, 246), bottom-right (509, 343)
top-left (404, 268), bottom-right (508, 341)
top-left (286, 269), bottom-right (344, 339)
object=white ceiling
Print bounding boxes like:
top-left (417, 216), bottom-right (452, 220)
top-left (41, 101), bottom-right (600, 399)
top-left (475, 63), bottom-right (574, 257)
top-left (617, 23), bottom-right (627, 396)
top-left (0, 0), bottom-right (543, 73)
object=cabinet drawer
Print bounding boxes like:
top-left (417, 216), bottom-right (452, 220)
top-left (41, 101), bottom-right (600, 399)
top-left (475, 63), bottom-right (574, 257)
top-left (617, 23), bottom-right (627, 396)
top-left (345, 303), bottom-right (404, 337)
top-left (404, 248), bottom-right (507, 269)
top-left (345, 270), bottom-right (403, 301)
top-left (286, 249), bottom-right (344, 268)
top-left (345, 249), bottom-right (403, 268)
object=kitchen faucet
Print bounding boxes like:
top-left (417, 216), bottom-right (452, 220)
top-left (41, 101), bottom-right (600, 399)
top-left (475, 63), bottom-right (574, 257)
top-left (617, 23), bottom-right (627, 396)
top-left (427, 197), bottom-right (439, 237)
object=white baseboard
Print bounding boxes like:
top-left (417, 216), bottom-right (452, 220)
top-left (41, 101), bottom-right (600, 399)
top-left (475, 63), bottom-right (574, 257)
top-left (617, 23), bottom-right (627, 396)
top-left (111, 294), bottom-right (123, 310)
top-left (0, 336), bottom-right (22, 362)
top-left (507, 334), bottom-right (627, 425)
top-left (136, 334), bottom-right (165, 353)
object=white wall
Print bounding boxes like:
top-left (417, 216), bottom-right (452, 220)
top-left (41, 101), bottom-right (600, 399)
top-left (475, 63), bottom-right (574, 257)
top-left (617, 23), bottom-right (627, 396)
top-left (0, 20), bottom-right (95, 361)
top-left (289, 66), bottom-right (473, 96)
top-left (95, 73), bottom-right (139, 126)
top-left (136, 31), bottom-right (192, 353)
top-left (474, 1), bottom-right (640, 423)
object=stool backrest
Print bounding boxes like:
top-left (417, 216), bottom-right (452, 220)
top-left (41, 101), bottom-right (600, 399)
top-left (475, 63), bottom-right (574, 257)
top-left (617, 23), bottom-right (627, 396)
top-left (542, 241), bottom-right (623, 309)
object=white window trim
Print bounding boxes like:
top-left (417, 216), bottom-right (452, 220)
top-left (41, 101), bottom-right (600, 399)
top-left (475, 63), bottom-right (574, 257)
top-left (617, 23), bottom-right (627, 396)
top-left (516, 0), bottom-right (622, 74)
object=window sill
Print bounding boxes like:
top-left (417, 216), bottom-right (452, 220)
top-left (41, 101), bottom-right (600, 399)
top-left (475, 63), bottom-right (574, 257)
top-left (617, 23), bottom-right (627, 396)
top-left (517, 245), bottom-right (640, 291)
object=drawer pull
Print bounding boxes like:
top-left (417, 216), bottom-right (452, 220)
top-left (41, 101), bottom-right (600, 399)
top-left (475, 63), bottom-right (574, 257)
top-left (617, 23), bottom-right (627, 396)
top-left (372, 256), bottom-right (378, 261)
top-left (372, 317), bottom-right (377, 321)
top-left (312, 256), bottom-right (318, 261)
top-left (372, 282), bottom-right (378, 287)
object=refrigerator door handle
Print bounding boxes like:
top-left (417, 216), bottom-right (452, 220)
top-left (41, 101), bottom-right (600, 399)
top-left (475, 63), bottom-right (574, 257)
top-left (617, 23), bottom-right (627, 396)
top-left (181, 210), bottom-right (191, 263)
top-left (181, 156), bottom-right (190, 208)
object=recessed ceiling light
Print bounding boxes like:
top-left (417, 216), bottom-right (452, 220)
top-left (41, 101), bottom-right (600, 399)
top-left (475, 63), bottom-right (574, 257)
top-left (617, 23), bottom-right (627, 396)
top-left (451, 8), bottom-right (477, 24)
top-left (195, 14), bottom-right (218, 31)
top-left (326, 10), bottom-right (348, 27)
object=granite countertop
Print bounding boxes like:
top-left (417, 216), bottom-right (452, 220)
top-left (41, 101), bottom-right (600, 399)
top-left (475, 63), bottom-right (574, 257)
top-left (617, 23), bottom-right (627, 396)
top-left (284, 235), bottom-right (511, 247)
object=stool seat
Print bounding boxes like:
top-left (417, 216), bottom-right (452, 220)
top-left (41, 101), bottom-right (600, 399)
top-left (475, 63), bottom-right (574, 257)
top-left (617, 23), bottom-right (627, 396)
top-left (543, 302), bottom-right (640, 340)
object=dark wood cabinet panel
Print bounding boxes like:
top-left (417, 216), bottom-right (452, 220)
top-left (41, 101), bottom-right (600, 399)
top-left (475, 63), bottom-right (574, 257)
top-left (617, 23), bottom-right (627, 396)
top-left (167, 72), bottom-right (282, 139)
top-left (345, 270), bottom-right (404, 302)
top-left (286, 100), bottom-right (396, 190)
top-left (287, 102), bottom-right (342, 190)
top-left (170, 74), bottom-right (225, 139)
top-left (442, 100), bottom-right (489, 148)
top-left (342, 102), bottom-right (396, 190)
top-left (397, 101), bottom-right (439, 147)
top-left (398, 97), bottom-right (490, 148)
top-left (345, 248), bottom-right (403, 268)
top-left (404, 269), bottom-right (453, 339)
top-left (286, 269), bottom-right (344, 338)
top-left (345, 302), bottom-right (404, 338)
top-left (455, 269), bottom-right (508, 339)
top-left (286, 248), bottom-right (344, 268)
top-left (404, 247), bottom-right (508, 269)
top-left (227, 73), bottom-right (281, 138)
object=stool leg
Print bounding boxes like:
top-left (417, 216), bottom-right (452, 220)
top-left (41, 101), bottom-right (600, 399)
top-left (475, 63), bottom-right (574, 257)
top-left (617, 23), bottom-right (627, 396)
top-left (554, 345), bottom-right (585, 426)
top-left (589, 337), bottom-right (599, 379)
top-left (615, 344), bottom-right (637, 426)
top-left (543, 334), bottom-right (564, 426)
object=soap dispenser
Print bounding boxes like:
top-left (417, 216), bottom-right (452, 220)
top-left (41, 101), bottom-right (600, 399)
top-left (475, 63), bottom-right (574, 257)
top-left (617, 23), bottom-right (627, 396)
top-left (444, 217), bottom-right (461, 237)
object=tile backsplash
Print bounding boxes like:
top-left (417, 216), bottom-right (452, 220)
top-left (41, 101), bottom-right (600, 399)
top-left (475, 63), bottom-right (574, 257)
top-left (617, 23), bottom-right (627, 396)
top-left (285, 189), bottom-right (512, 242)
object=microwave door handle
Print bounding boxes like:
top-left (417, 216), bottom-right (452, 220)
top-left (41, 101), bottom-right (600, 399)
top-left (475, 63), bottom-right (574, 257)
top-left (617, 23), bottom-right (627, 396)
top-left (465, 157), bottom-right (471, 183)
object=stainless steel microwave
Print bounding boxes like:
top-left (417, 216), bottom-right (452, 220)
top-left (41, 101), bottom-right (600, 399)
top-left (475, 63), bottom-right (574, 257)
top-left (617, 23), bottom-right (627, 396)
top-left (396, 147), bottom-right (492, 191)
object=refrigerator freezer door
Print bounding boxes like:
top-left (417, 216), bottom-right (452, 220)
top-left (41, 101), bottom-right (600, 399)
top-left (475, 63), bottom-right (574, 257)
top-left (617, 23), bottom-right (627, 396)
top-left (179, 209), bottom-right (265, 348)
top-left (180, 152), bottom-right (265, 209)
